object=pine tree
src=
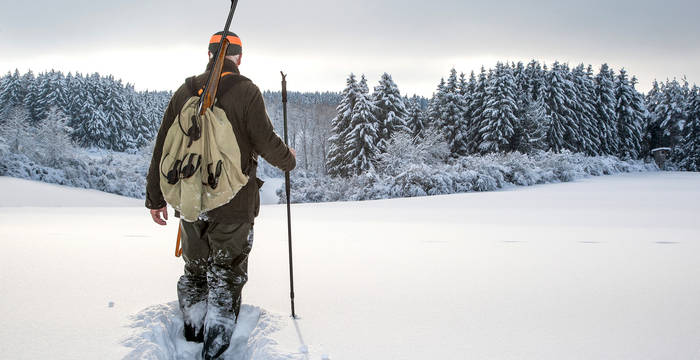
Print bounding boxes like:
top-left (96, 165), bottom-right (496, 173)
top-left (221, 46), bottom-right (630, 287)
top-left (30, 71), bottom-right (58, 122)
top-left (327, 74), bottom-right (361, 177)
top-left (45, 71), bottom-right (70, 119)
top-left (678, 86), bottom-right (700, 170)
top-left (467, 67), bottom-right (488, 153)
top-left (436, 69), bottom-right (469, 155)
top-left (406, 95), bottom-right (426, 137)
top-left (345, 85), bottom-right (380, 175)
top-left (22, 74), bottom-right (40, 123)
top-left (102, 77), bottom-right (130, 151)
top-left (615, 69), bottom-right (643, 159)
top-left (652, 79), bottom-right (687, 151)
top-left (630, 76), bottom-right (648, 156)
top-left (595, 64), bottom-right (619, 155)
top-left (642, 80), bottom-right (662, 156)
top-left (371, 73), bottom-right (410, 151)
top-left (35, 107), bottom-right (73, 167)
top-left (525, 60), bottom-right (548, 102)
top-left (78, 99), bottom-right (110, 149)
top-left (427, 78), bottom-right (446, 126)
top-left (477, 62), bottom-right (518, 153)
top-left (517, 96), bottom-right (550, 153)
top-left (1, 107), bottom-right (31, 153)
top-left (545, 62), bottom-right (579, 152)
top-left (0, 70), bottom-right (24, 115)
top-left (570, 64), bottom-right (601, 155)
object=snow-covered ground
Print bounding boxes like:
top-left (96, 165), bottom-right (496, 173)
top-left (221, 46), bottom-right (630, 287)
top-left (1, 172), bottom-right (699, 359)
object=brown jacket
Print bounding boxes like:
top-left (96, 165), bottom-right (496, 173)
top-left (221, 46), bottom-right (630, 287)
top-left (145, 59), bottom-right (295, 223)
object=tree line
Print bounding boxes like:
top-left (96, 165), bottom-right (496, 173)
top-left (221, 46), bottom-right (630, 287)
top-left (0, 69), bottom-right (170, 152)
top-left (2, 61), bottom-right (698, 176)
top-left (326, 60), bottom-right (700, 176)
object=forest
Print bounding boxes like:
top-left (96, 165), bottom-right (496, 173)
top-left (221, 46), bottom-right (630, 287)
top-left (0, 61), bottom-right (698, 201)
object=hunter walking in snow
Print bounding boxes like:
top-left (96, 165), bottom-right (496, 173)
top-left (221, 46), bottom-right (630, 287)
top-left (145, 30), bottom-right (296, 359)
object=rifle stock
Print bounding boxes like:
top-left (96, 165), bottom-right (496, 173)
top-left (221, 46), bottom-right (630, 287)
top-left (198, 39), bottom-right (230, 116)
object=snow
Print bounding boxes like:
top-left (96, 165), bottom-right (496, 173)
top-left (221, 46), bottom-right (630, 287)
top-left (1, 172), bottom-right (700, 359)
top-left (0, 176), bottom-right (141, 207)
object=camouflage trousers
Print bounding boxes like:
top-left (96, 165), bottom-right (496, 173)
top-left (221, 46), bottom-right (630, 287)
top-left (176, 219), bottom-right (254, 359)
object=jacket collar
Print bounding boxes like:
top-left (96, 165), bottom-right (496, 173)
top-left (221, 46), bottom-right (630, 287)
top-left (206, 58), bottom-right (240, 75)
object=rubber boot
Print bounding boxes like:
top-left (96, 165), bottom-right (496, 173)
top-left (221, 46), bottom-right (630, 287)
top-left (202, 324), bottom-right (232, 360)
top-left (184, 323), bottom-right (204, 343)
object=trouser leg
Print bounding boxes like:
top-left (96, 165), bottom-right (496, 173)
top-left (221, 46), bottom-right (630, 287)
top-left (176, 219), bottom-right (209, 342)
top-left (202, 222), bottom-right (254, 360)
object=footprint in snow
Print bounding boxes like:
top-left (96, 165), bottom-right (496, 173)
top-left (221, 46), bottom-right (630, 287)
top-left (121, 301), bottom-right (301, 360)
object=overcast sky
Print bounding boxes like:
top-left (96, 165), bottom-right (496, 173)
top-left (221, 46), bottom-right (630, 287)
top-left (1, 0), bottom-right (698, 96)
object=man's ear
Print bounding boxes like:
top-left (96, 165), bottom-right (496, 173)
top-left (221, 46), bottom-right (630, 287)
top-left (208, 51), bottom-right (212, 59)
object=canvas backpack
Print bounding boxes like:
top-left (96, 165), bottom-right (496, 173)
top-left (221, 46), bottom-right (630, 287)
top-left (159, 73), bottom-right (249, 222)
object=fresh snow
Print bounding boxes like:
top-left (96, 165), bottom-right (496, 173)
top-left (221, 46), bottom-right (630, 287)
top-left (1, 172), bottom-right (700, 359)
top-left (0, 176), bottom-right (141, 207)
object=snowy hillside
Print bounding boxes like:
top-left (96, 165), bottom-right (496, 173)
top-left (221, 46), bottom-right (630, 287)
top-left (1, 173), bottom-right (699, 359)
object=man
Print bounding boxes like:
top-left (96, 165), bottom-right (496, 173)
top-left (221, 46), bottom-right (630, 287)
top-left (145, 31), bottom-right (296, 359)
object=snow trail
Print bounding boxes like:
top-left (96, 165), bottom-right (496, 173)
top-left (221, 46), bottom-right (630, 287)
top-left (122, 302), bottom-right (301, 360)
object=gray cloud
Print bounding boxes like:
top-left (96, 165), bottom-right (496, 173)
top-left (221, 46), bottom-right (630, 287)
top-left (1, 0), bottom-right (698, 92)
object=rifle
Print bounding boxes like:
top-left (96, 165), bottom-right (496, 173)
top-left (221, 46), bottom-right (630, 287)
top-left (197, 0), bottom-right (240, 116)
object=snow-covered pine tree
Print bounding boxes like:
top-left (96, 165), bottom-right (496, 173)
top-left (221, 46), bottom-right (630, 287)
top-left (68, 73), bottom-right (91, 138)
top-left (517, 95), bottom-right (550, 153)
top-left (22, 74), bottom-right (40, 123)
top-left (102, 77), bottom-right (131, 151)
top-left (427, 78), bottom-right (446, 127)
top-left (77, 98), bottom-right (110, 149)
top-left (457, 72), bottom-right (470, 99)
top-left (467, 67), bottom-right (488, 153)
top-left (677, 86), bottom-right (700, 170)
top-left (642, 80), bottom-right (662, 156)
top-left (652, 79), bottom-right (688, 151)
top-left (31, 70), bottom-right (63, 123)
top-left (477, 62), bottom-right (518, 154)
top-left (630, 76), bottom-right (648, 157)
top-left (126, 87), bottom-right (150, 149)
top-left (43, 71), bottom-right (71, 122)
top-left (326, 73), bottom-right (361, 177)
top-left (595, 64), bottom-right (619, 155)
top-left (510, 61), bottom-right (530, 152)
top-left (545, 62), bottom-right (580, 152)
top-left (615, 69), bottom-right (644, 159)
top-left (406, 95), bottom-right (426, 137)
top-left (371, 73), bottom-right (410, 151)
top-left (570, 64), bottom-right (601, 155)
top-left (1, 107), bottom-right (31, 153)
top-left (34, 107), bottom-right (73, 167)
top-left (0, 70), bottom-right (25, 116)
top-left (461, 71), bottom-right (478, 151)
top-left (345, 83), bottom-right (380, 175)
top-left (436, 69), bottom-right (469, 155)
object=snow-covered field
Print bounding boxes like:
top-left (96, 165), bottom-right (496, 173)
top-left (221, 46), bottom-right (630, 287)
top-left (1, 172), bottom-right (699, 360)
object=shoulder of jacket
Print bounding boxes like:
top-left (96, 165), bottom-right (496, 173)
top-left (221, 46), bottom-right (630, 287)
top-left (220, 76), bottom-right (261, 101)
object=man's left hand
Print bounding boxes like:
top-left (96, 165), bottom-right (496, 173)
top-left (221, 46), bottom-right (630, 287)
top-left (150, 206), bottom-right (168, 226)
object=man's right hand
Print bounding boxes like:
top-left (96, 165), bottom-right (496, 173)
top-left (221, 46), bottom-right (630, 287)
top-left (150, 206), bottom-right (168, 226)
top-left (290, 148), bottom-right (296, 158)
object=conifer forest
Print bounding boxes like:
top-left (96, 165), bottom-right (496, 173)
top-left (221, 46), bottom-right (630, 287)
top-left (0, 60), bottom-right (698, 200)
